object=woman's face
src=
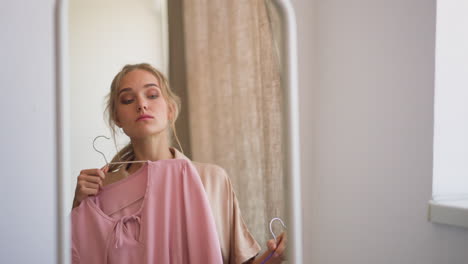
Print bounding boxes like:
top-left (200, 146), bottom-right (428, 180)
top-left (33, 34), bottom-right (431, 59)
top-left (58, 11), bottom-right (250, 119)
top-left (114, 69), bottom-right (171, 139)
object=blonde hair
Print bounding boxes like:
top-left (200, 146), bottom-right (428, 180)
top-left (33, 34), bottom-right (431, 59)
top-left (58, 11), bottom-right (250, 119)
top-left (104, 63), bottom-right (183, 172)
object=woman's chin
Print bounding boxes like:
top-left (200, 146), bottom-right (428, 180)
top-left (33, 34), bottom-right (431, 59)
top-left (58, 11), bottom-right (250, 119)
top-left (128, 128), bottom-right (167, 139)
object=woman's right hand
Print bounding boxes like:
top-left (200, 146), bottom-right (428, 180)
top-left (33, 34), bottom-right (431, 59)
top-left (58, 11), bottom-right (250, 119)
top-left (72, 165), bottom-right (109, 209)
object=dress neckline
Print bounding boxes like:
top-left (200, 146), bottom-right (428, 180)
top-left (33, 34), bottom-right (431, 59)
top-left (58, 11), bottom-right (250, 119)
top-left (87, 160), bottom-right (150, 222)
top-left (87, 158), bottom-right (188, 222)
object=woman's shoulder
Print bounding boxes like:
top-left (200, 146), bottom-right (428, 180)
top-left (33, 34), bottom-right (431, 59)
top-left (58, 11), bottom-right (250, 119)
top-left (191, 161), bottom-right (228, 176)
top-left (173, 148), bottom-right (228, 181)
top-left (189, 161), bottom-right (233, 191)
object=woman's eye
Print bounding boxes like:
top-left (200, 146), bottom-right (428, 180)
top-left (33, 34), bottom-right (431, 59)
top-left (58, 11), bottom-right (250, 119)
top-left (120, 98), bottom-right (134, 104)
top-left (148, 94), bottom-right (159, 99)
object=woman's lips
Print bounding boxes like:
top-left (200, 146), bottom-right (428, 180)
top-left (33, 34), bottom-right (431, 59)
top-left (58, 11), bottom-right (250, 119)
top-left (136, 115), bottom-right (154, 121)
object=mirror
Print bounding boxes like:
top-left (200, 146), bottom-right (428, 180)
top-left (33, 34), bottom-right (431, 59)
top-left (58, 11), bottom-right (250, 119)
top-left (68, 0), bottom-right (169, 207)
top-left (57, 0), bottom-right (302, 262)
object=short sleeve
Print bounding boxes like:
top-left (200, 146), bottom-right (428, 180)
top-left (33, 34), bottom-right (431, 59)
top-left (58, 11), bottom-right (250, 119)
top-left (192, 162), bottom-right (261, 264)
top-left (227, 178), bottom-right (262, 264)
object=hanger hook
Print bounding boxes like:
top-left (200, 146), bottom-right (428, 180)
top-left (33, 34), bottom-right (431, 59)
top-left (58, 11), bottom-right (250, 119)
top-left (93, 135), bottom-right (110, 165)
top-left (269, 217), bottom-right (287, 242)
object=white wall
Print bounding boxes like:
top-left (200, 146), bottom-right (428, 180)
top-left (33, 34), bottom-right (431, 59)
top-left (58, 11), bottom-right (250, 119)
top-left (0, 1), bottom-right (57, 263)
top-left (291, 0), bottom-right (468, 263)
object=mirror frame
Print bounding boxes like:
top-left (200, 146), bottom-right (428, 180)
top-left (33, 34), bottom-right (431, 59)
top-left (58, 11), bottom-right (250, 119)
top-left (269, 1), bottom-right (303, 263)
top-left (55, 0), bottom-right (303, 263)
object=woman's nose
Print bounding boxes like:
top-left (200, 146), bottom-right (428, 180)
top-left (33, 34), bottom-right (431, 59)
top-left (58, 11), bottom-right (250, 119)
top-left (137, 105), bottom-right (147, 112)
top-left (136, 97), bottom-right (148, 112)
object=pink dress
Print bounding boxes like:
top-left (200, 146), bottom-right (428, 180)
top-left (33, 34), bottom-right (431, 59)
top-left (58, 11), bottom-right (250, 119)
top-left (71, 159), bottom-right (223, 264)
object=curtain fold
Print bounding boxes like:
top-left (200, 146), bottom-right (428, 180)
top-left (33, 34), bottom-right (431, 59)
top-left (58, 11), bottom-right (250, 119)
top-left (180, 0), bottom-right (285, 247)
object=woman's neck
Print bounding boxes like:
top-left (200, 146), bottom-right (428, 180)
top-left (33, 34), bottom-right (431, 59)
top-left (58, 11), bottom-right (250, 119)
top-left (126, 135), bottom-right (174, 174)
top-left (133, 140), bottom-right (173, 161)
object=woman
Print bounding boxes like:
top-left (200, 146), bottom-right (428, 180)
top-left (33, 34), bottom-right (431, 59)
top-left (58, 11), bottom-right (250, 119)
top-left (72, 63), bottom-right (286, 263)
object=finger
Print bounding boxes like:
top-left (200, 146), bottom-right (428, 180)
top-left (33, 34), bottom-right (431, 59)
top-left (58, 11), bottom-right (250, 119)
top-left (274, 238), bottom-right (286, 257)
top-left (78, 175), bottom-right (103, 186)
top-left (80, 168), bottom-right (100, 175)
top-left (273, 232), bottom-right (287, 258)
top-left (76, 187), bottom-right (99, 201)
top-left (276, 232), bottom-right (286, 241)
top-left (268, 232), bottom-right (286, 250)
top-left (101, 165), bottom-right (110, 174)
top-left (77, 182), bottom-right (100, 193)
top-left (80, 168), bottom-right (106, 180)
top-left (84, 169), bottom-right (106, 181)
top-left (267, 239), bottom-right (277, 251)
top-left (274, 232), bottom-right (286, 246)
top-left (81, 187), bottom-right (99, 196)
top-left (82, 182), bottom-right (99, 190)
top-left (95, 169), bottom-right (106, 180)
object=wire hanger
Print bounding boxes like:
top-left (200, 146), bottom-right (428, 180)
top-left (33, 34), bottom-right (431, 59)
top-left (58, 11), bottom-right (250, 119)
top-left (269, 217), bottom-right (286, 242)
top-left (261, 217), bottom-right (287, 264)
top-left (93, 135), bottom-right (148, 165)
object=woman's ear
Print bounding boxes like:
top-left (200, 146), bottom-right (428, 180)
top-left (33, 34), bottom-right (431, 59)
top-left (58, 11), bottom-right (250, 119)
top-left (167, 104), bottom-right (174, 122)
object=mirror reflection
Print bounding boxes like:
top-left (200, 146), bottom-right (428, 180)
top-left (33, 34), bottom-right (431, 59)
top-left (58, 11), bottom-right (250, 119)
top-left (68, 0), bottom-right (288, 263)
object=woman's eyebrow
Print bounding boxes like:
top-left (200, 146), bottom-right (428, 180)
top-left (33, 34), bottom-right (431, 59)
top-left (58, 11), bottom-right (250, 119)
top-left (144, 83), bottom-right (159, 88)
top-left (118, 87), bottom-right (132, 95)
top-left (118, 83), bottom-right (160, 95)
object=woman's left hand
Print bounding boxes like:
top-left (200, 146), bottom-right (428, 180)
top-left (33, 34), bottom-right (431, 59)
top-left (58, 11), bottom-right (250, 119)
top-left (266, 231), bottom-right (287, 263)
top-left (251, 231), bottom-right (287, 264)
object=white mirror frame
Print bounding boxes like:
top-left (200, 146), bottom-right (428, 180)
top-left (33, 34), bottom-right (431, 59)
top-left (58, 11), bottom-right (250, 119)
top-left (55, 0), bottom-right (302, 263)
top-left (267, 1), bottom-right (303, 263)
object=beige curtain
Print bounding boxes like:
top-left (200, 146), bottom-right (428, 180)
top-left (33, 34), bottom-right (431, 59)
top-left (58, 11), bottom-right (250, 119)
top-left (172, 0), bottom-right (285, 247)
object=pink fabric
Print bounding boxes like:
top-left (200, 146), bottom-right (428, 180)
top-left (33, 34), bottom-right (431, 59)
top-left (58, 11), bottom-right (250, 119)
top-left (71, 159), bottom-right (223, 264)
